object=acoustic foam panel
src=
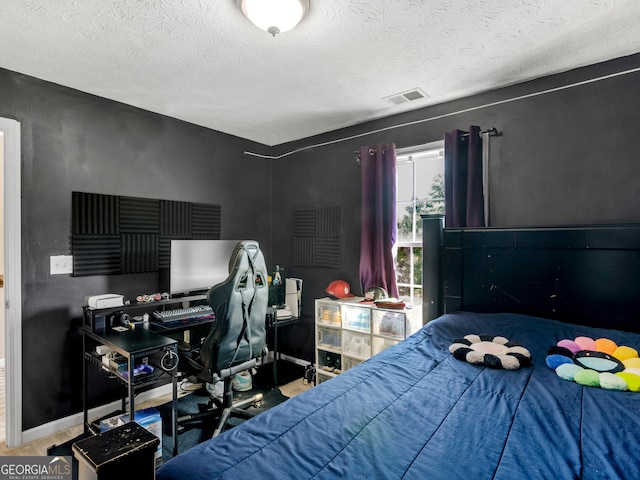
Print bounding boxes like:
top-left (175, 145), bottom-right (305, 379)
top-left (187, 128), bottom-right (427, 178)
top-left (72, 235), bottom-right (122, 276)
top-left (71, 191), bottom-right (221, 276)
top-left (119, 196), bottom-right (160, 234)
top-left (72, 192), bottom-right (119, 235)
top-left (121, 234), bottom-right (158, 273)
top-left (160, 200), bottom-right (192, 236)
top-left (292, 206), bottom-right (340, 268)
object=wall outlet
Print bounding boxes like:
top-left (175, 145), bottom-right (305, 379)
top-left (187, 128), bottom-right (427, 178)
top-left (50, 255), bottom-right (73, 275)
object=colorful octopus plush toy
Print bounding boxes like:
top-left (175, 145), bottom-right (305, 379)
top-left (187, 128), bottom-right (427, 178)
top-left (546, 336), bottom-right (640, 391)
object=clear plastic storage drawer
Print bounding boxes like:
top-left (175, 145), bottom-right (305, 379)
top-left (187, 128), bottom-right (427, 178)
top-left (342, 330), bottom-right (371, 359)
top-left (316, 301), bottom-right (342, 326)
top-left (317, 326), bottom-right (341, 351)
top-left (372, 336), bottom-right (400, 355)
top-left (316, 371), bottom-right (333, 385)
top-left (341, 305), bottom-right (370, 332)
top-left (372, 310), bottom-right (406, 339)
top-left (342, 356), bottom-right (363, 371)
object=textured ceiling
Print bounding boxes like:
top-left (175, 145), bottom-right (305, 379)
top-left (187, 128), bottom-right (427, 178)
top-left (1, 0), bottom-right (639, 146)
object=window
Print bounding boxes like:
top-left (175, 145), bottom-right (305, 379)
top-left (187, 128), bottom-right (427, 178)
top-left (395, 141), bottom-right (445, 307)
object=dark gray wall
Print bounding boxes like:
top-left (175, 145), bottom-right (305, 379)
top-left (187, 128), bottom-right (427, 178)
top-left (270, 53), bottom-right (640, 359)
top-left (4, 50), bottom-right (640, 431)
top-left (0, 69), bottom-right (273, 429)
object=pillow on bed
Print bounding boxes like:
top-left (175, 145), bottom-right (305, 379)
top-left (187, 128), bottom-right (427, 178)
top-left (546, 336), bottom-right (640, 391)
top-left (449, 334), bottom-right (532, 370)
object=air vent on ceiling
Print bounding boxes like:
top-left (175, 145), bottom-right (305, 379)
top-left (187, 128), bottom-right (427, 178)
top-left (383, 88), bottom-right (428, 105)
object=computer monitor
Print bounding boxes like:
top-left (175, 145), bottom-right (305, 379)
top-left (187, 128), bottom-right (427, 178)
top-left (170, 239), bottom-right (240, 296)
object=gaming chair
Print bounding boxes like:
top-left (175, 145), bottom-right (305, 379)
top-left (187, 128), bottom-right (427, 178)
top-left (177, 240), bottom-right (269, 437)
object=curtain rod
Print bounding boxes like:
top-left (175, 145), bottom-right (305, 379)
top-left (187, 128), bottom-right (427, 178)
top-left (353, 126), bottom-right (501, 165)
top-left (353, 145), bottom-right (390, 166)
top-left (243, 65), bottom-right (640, 160)
top-left (461, 127), bottom-right (501, 137)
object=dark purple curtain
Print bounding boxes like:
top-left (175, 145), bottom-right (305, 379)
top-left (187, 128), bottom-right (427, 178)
top-left (444, 125), bottom-right (484, 227)
top-left (359, 144), bottom-right (399, 298)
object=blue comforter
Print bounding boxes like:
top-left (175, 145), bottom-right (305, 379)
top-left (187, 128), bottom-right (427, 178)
top-left (157, 312), bottom-right (640, 479)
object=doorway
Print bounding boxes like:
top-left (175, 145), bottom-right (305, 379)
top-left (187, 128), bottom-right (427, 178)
top-left (0, 117), bottom-right (22, 447)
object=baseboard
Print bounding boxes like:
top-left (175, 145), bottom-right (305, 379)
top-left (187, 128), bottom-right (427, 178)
top-left (21, 383), bottom-right (173, 445)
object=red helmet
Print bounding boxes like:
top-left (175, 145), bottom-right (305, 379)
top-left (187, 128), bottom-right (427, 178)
top-left (325, 280), bottom-right (355, 299)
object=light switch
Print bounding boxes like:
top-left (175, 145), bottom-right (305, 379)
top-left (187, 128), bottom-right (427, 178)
top-left (50, 255), bottom-right (73, 275)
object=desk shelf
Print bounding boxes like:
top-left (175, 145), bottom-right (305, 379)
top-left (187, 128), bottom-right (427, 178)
top-left (82, 294), bottom-right (208, 331)
top-left (84, 352), bottom-right (171, 389)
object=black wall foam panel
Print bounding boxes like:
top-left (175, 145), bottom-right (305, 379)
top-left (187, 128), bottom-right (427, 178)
top-left (72, 191), bottom-right (119, 235)
top-left (121, 234), bottom-right (158, 273)
top-left (293, 236), bottom-right (315, 266)
top-left (292, 206), bottom-right (340, 268)
top-left (314, 238), bottom-right (341, 267)
top-left (119, 196), bottom-right (160, 233)
top-left (292, 209), bottom-right (316, 236)
top-left (71, 192), bottom-right (220, 276)
top-left (158, 236), bottom-right (174, 269)
top-left (72, 235), bottom-right (121, 276)
top-left (161, 200), bottom-right (192, 236)
top-left (316, 206), bottom-right (340, 237)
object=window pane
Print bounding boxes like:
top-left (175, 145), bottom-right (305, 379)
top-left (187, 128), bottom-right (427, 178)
top-left (396, 247), bottom-right (411, 284)
top-left (396, 162), bottom-right (414, 202)
top-left (412, 247), bottom-right (422, 285)
top-left (398, 286), bottom-right (411, 302)
top-left (396, 203), bottom-right (415, 242)
top-left (416, 157), bottom-right (444, 201)
top-left (395, 142), bottom-right (445, 311)
top-left (413, 287), bottom-right (422, 304)
top-left (417, 172), bottom-right (444, 210)
top-left (422, 199), bottom-right (444, 214)
top-left (416, 197), bottom-right (445, 215)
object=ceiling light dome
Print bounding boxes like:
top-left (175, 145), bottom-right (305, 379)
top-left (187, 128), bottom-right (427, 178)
top-left (237, 0), bottom-right (309, 36)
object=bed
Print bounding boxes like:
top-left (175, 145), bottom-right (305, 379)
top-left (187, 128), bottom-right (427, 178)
top-left (157, 223), bottom-right (640, 479)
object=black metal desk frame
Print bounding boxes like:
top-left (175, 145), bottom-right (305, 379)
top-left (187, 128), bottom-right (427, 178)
top-left (83, 299), bottom-right (301, 459)
top-left (82, 295), bottom-right (210, 458)
top-left (267, 310), bottom-right (303, 388)
top-left (82, 327), bottom-right (178, 454)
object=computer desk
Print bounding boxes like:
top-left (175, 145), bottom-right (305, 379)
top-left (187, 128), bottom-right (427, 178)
top-left (83, 310), bottom-right (298, 459)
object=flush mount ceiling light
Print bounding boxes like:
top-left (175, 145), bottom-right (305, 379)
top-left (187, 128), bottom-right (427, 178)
top-left (236, 0), bottom-right (310, 36)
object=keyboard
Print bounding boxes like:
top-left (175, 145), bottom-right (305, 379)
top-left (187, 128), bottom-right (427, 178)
top-left (153, 304), bottom-right (214, 322)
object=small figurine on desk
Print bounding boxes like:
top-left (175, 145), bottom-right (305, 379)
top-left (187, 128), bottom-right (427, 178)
top-left (273, 265), bottom-right (283, 286)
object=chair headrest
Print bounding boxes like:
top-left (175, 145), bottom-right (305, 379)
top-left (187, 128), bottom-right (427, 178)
top-left (228, 240), bottom-right (264, 274)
